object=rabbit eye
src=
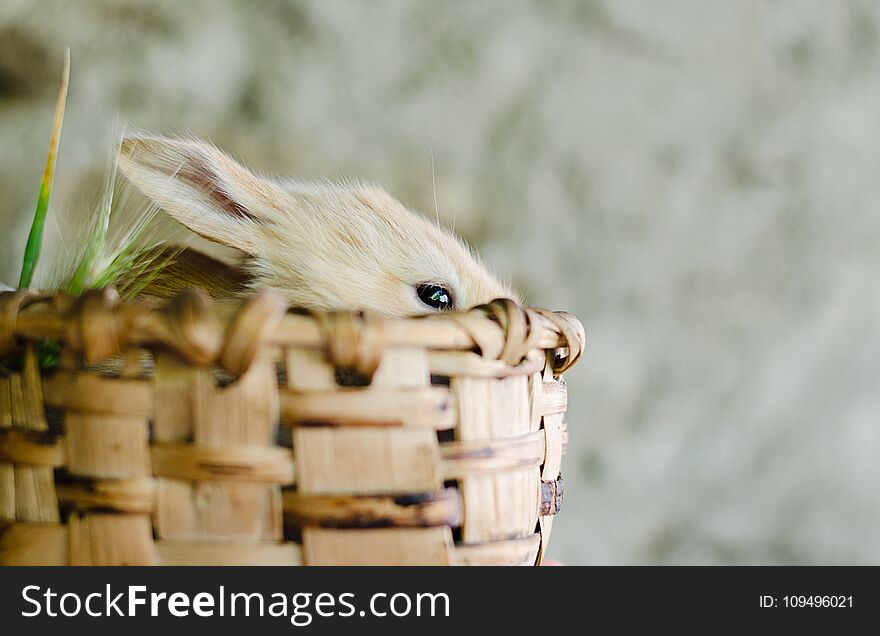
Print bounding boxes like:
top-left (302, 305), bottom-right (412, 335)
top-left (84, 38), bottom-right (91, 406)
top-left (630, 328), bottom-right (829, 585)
top-left (416, 283), bottom-right (454, 311)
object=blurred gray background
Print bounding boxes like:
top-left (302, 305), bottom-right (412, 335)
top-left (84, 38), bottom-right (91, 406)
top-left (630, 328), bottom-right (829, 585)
top-left (2, 0), bottom-right (879, 564)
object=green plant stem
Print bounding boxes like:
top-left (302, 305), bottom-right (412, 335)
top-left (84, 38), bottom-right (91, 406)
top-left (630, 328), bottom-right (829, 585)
top-left (18, 48), bottom-right (70, 289)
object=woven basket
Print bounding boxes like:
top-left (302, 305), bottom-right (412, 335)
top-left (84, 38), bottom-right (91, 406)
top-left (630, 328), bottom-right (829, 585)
top-left (0, 288), bottom-right (584, 566)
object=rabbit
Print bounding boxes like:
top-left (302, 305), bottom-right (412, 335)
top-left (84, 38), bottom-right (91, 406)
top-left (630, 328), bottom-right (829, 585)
top-left (117, 134), bottom-right (515, 317)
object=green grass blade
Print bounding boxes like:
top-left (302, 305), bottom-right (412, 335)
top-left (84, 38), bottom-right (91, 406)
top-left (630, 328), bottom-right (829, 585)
top-left (18, 48), bottom-right (70, 289)
top-left (66, 136), bottom-right (120, 296)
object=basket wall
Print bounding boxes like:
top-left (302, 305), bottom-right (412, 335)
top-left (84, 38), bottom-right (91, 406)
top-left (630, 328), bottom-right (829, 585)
top-left (0, 289), bottom-right (583, 566)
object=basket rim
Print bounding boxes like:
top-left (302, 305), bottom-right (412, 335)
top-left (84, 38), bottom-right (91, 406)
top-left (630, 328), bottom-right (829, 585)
top-left (0, 288), bottom-right (585, 377)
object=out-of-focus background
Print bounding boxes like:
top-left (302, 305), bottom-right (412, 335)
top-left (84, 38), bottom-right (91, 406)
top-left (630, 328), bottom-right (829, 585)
top-left (2, 0), bottom-right (879, 564)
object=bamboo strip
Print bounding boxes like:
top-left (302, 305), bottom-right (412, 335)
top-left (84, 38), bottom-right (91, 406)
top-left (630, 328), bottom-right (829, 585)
top-left (0, 376), bottom-right (11, 429)
top-left (154, 479), bottom-right (282, 541)
top-left (41, 351), bottom-right (561, 401)
top-left (453, 534), bottom-right (540, 566)
top-left (428, 350), bottom-right (544, 378)
top-left (193, 357), bottom-right (278, 446)
top-left (0, 375), bottom-right (12, 520)
top-left (440, 430), bottom-right (546, 478)
top-left (536, 515), bottom-right (554, 566)
top-left (151, 443), bottom-right (294, 484)
top-left (0, 428), bottom-right (66, 466)
top-left (302, 527), bottom-right (453, 566)
top-left (293, 428), bottom-right (441, 495)
top-left (278, 311), bottom-right (566, 350)
top-left (12, 349), bottom-right (58, 522)
top-left (541, 379), bottom-right (568, 417)
top-left (156, 540), bottom-right (301, 566)
top-left (460, 470), bottom-right (540, 542)
top-left (9, 373), bottom-right (24, 428)
top-left (13, 300), bottom-right (570, 355)
top-left (13, 469), bottom-right (59, 522)
top-left (153, 352), bottom-right (198, 442)
top-left (280, 387), bottom-right (454, 429)
top-left (0, 521), bottom-right (68, 565)
top-left (536, 360), bottom-right (562, 563)
top-left (542, 413), bottom-right (565, 481)
top-left (43, 371), bottom-right (153, 416)
top-left (68, 512), bottom-right (156, 566)
top-left (283, 488), bottom-right (461, 529)
top-left (528, 371), bottom-right (543, 432)
top-left (56, 476), bottom-right (155, 513)
top-left (285, 348), bottom-right (336, 390)
top-left (65, 411), bottom-right (150, 478)
top-left (371, 347), bottom-right (430, 388)
top-left (453, 376), bottom-right (530, 442)
top-left (20, 349), bottom-right (46, 427)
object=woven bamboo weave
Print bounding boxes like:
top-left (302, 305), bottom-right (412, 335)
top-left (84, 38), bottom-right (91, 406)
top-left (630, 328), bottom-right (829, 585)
top-left (0, 288), bottom-right (584, 566)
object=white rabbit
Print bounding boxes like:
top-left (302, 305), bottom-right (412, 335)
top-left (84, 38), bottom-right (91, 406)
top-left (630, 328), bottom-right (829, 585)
top-left (117, 134), bottom-right (514, 316)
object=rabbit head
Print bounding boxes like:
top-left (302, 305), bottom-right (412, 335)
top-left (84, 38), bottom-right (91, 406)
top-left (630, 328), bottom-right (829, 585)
top-left (117, 134), bottom-right (514, 316)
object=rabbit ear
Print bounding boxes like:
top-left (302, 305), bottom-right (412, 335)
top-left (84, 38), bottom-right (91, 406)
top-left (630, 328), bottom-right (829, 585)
top-left (118, 134), bottom-right (285, 254)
